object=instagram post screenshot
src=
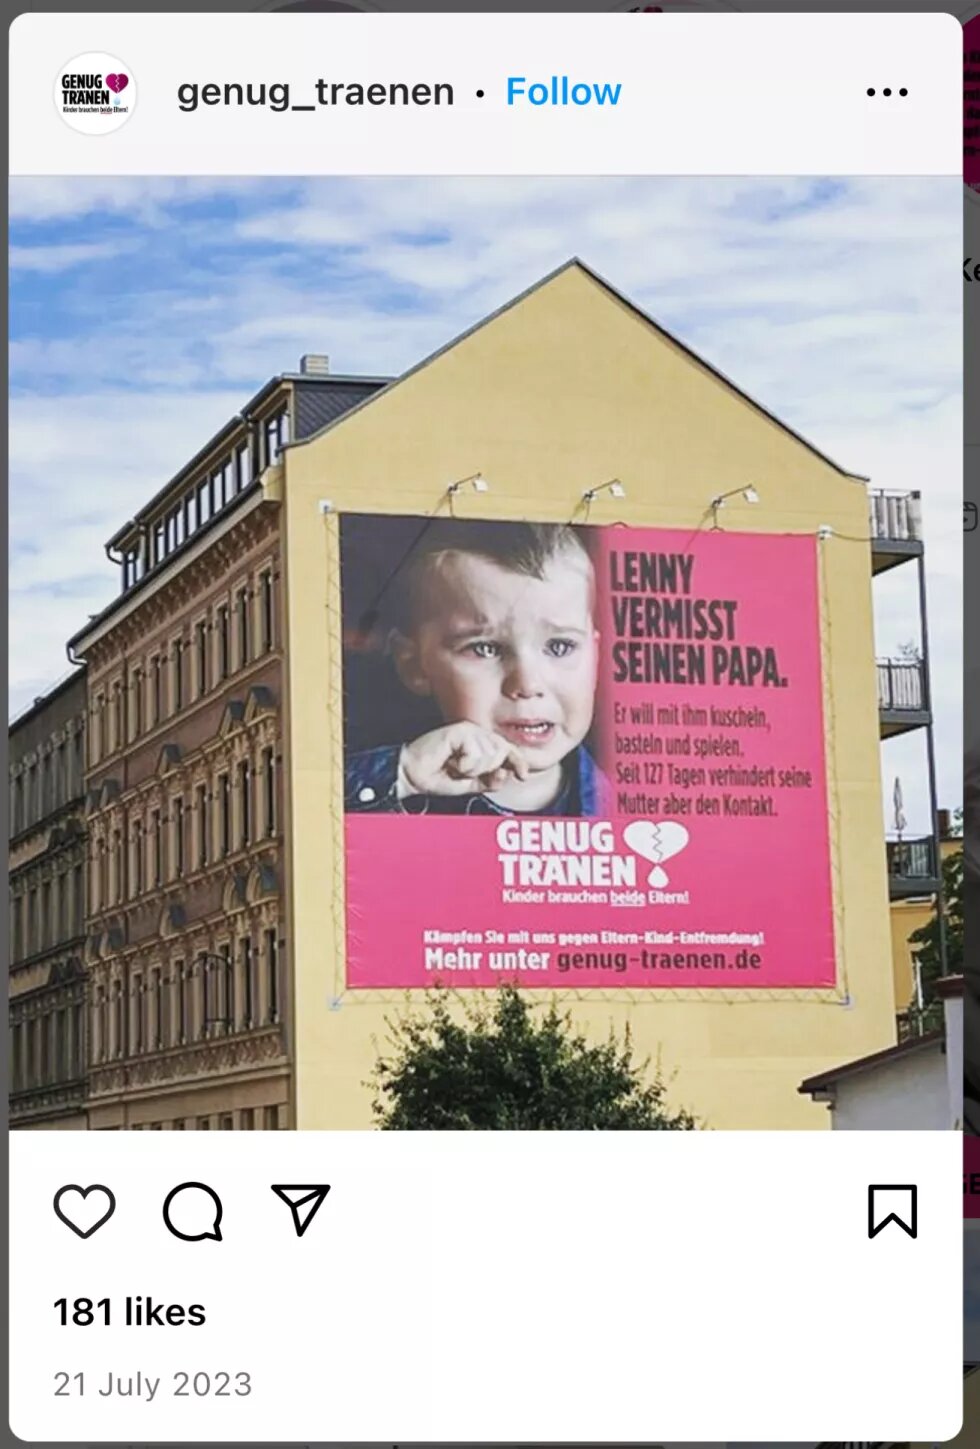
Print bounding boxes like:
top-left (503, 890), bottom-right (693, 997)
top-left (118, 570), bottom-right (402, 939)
top-left (5, 10), bottom-right (965, 1446)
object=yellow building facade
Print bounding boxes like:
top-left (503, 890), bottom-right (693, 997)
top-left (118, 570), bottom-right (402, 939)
top-left (280, 260), bottom-right (898, 1130)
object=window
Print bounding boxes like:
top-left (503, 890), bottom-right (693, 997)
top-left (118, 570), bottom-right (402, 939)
top-left (152, 809), bottom-right (163, 886)
top-left (72, 863), bottom-right (83, 934)
top-left (173, 637), bottom-right (184, 711)
top-left (132, 974), bottom-right (143, 1054)
top-left (173, 1119), bottom-right (185, 1130)
top-left (57, 870), bottom-right (68, 938)
top-left (240, 1107), bottom-right (255, 1130)
top-left (112, 829), bottom-right (123, 905)
top-left (195, 620), bottom-right (208, 696)
top-left (72, 1003), bottom-right (84, 1077)
top-left (133, 819), bottom-right (144, 898)
top-left (183, 491), bottom-right (195, 539)
top-left (173, 796), bottom-right (185, 877)
top-left (11, 775), bottom-right (22, 835)
top-left (219, 774), bottom-right (231, 856)
top-left (96, 985), bottom-right (108, 1064)
top-left (123, 547), bottom-right (140, 589)
top-left (196, 476), bottom-right (212, 528)
top-left (92, 695), bottom-right (105, 763)
top-left (223, 945), bottom-right (234, 1030)
top-left (41, 881), bottom-right (52, 951)
top-left (265, 929), bottom-right (279, 1024)
top-left (260, 568), bottom-right (274, 652)
top-left (237, 586), bottom-right (250, 667)
top-left (12, 896), bottom-right (22, 962)
top-left (112, 683), bottom-right (123, 753)
top-left (38, 1015), bottom-right (49, 1084)
top-left (196, 783), bottom-right (209, 868)
top-left (165, 509), bottom-right (178, 553)
top-left (152, 967), bottom-right (163, 1050)
top-left (131, 667), bottom-right (143, 739)
top-left (217, 605), bottom-right (230, 679)
top-left (219, 1113), bottom-right (234, 1131)
top-left (112, 979), bottom-right (124, 1058)
top-left (197, 1117), bottom-right (211, 1130)
top-left (239, 759), bottom-right (251, 847)
top-left (176, 960), bottom-right (187, 1044)
top-left (262, 747), bottom-right (276, 836)
top-left (235, 440), bottom-right (250, 493)
top-left (24, 1017), bottom-right (35, 1084)
top-left (264, 409), bottom-right (289, 466)
top-left (56, 741), bottom-right (66, 807)
top-left (98, 839), bottom-right (108, 915)
top-left (241, 936), bottom-right (253, 1028)
top-left (27, 888), bottom-right (38, 955)
top-left (152, 655), bottom-right (163, 724)
top-left (264, 1105), bottom-right (279, 1130)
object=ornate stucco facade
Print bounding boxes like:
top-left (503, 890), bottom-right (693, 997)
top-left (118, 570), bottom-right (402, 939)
top-left (65, 365), bottom-right (385, 1129)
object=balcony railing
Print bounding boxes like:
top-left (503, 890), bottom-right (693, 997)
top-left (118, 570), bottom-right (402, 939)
top-left (876, 657), bottom-right (926, 712)
top-left (868, 488), bottom-right (922, 543)
top-left (886, 835), bottom-right (938, 886)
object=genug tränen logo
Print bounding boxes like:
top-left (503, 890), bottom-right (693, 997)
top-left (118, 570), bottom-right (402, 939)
top-left (55, 53), bottom-right (136, 134)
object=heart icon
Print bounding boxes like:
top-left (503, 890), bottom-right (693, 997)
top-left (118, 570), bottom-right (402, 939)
top-left (623, 820), bottom-right (690, 887)
top-left (53, 1184), bottom-right (116, 1240)
top-left (105, 73), bottom-right (129, 94)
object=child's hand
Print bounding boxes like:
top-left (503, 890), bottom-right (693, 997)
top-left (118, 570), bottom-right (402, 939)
top-left (397, 722), bottom-right (529, 798)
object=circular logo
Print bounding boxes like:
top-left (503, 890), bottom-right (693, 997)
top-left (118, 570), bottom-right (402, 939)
top-left (55, 52), bottom-right (136, 135)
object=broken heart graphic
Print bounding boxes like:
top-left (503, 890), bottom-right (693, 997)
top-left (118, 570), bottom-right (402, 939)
top-left (623, 820), bottom-right (690, 887)
top-left (105, 74), bottom-right (129, 94)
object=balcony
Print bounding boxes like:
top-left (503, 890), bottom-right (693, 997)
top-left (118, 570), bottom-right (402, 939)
top-left (877, 656), bottom-right (930, 738)
top-left (869, 488), bottom-right (923, 575)
top-left (887, 834), bottom-right (940, 899)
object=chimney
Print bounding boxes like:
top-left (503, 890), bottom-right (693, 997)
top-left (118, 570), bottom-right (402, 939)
top-left (300, 354), bottom-right (330, 376)
top-left (937, 807), bottom-right (951, 839)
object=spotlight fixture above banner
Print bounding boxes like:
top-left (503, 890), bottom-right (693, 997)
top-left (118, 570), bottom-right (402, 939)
top-left (446, 472), bottom-right (488, 497)
top-left (711, 485), bottom-right (761, 509)
top-left (709, 484), bottom-right (761, 528)
top-left (582, 478), bottom-right (626, 503)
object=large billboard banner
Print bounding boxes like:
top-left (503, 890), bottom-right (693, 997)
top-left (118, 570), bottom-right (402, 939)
top-left (340, 515), bottom-right (835, 989)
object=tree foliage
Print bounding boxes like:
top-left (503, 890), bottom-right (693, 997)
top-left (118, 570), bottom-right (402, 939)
top-left (370, 984), bottom-right (698, 1130)
top-left (909, 844), bottom-right (964, 1002)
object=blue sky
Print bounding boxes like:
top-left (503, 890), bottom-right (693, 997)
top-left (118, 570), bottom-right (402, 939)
top-left (8, 176), bottom-right (961, 830)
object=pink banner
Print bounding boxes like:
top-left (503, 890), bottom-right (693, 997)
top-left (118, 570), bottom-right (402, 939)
top-left (965, 1135), bottom-right (980, 1219)
top-left (341, 518), bottom-right (834, 989)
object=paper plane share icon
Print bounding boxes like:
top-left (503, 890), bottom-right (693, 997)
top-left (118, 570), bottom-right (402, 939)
top-left (270, 1183), bottom-right (331, 1238)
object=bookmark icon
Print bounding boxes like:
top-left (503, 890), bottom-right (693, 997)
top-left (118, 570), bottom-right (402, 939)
top-left (270, 1184), bottom-right (331, 1238)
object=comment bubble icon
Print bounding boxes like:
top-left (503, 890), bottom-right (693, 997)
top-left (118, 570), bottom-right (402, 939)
top-left (162, 1181), bottom-right (223, 1242)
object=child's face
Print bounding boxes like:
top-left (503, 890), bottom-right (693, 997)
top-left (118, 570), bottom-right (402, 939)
top-left (397, 548), bottom-right (598, 773)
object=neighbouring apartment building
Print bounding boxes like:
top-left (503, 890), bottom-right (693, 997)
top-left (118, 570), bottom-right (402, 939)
top-left (63, 359), bottom-right (387, 1129)
top-left (8, 672), bottom-right (88, 1128)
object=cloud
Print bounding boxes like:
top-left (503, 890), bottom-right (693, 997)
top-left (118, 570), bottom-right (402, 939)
top-left (9, 175), bottom-right (962, 831)
top-left (9, 239), bottom-right (139, 273)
